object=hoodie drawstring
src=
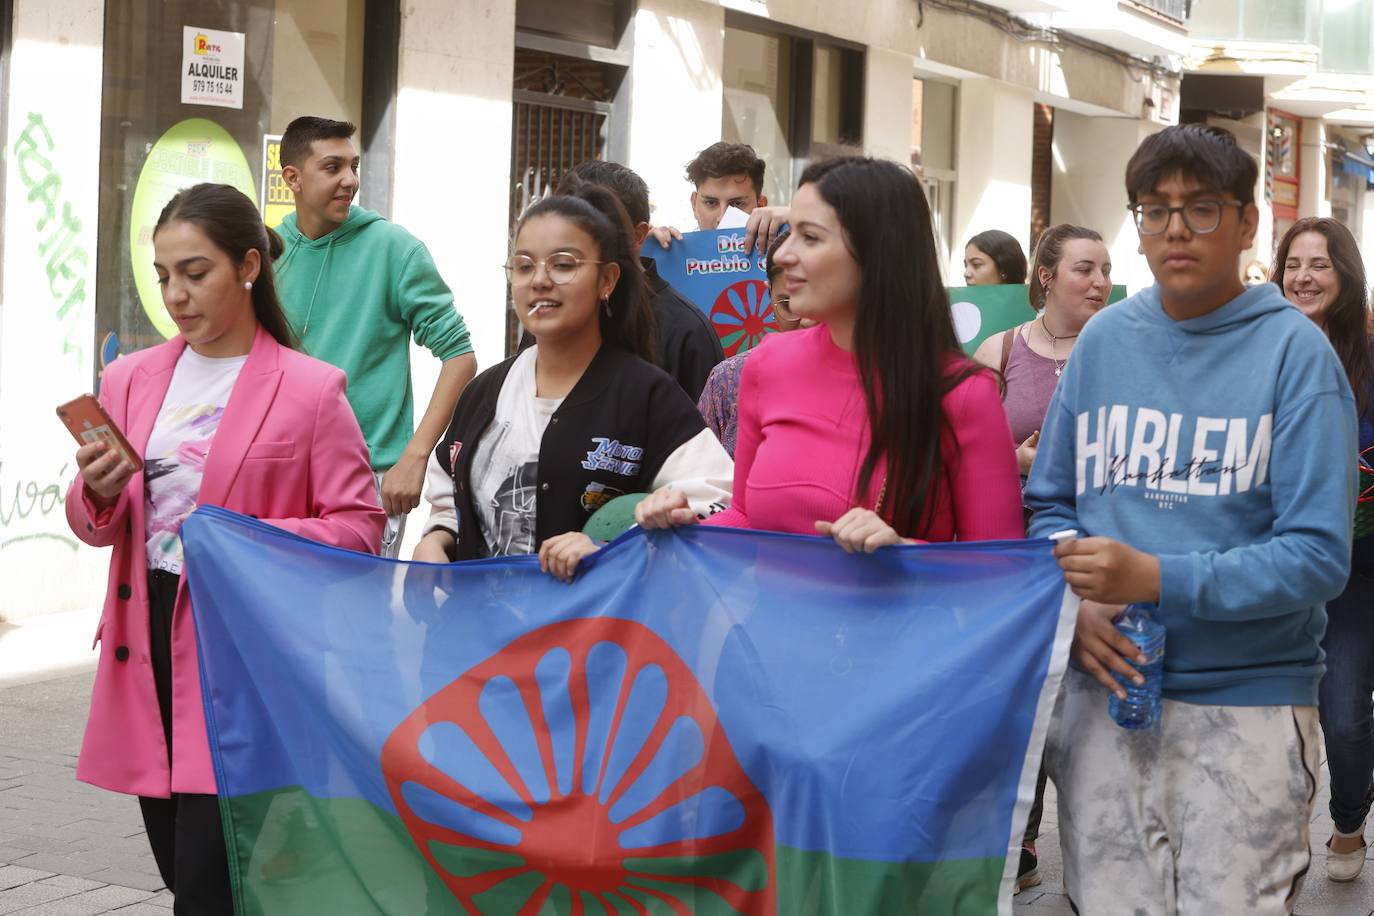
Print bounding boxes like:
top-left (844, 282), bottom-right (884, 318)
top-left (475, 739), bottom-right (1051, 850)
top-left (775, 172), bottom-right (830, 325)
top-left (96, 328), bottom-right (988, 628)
top-left (299, 235), bottom-right (336, 337)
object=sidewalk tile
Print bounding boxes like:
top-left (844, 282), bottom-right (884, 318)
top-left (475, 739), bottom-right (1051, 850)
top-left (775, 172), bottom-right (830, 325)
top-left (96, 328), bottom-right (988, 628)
top-left (34, 876), bottom-right (104, 892)
top-left (76, 869), bottom-right (163, 893)
top-left (0, 864), bottom-right (56, 890)
top-left (0, 881), bottom-right (78, 914)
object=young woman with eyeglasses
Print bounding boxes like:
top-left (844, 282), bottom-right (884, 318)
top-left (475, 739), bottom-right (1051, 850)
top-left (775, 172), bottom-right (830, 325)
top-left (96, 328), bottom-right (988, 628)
top-left (412, 184), bottom-right (733, 579)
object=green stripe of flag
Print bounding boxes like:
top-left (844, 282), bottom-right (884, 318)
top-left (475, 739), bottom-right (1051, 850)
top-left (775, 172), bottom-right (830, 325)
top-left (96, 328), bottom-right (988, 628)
top-left (223, 787), bottom-right (1004, 915)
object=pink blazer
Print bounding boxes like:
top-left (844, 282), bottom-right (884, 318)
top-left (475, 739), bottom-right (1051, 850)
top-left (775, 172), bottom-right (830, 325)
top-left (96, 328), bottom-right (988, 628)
top-left (66, 326), bottom-right (385, 797)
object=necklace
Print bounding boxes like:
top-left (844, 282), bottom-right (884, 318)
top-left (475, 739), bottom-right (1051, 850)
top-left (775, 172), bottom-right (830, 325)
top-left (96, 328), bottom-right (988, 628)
top-left (1039, 315), bottom-right (1079, 377)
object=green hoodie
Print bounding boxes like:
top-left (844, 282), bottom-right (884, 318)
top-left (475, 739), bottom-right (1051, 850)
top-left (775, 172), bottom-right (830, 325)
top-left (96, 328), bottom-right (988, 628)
top-left (274, 206), bottom-right (473, 470)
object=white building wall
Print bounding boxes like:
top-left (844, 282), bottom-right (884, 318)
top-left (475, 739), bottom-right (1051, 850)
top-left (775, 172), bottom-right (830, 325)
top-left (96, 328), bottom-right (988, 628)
top-left (951, 78), bottom-right (1034, 283)
top-left (864, 47), bottom-right (916, 165)
top-left (391, 0), bottom-right (516, 558)
top-left (1050, 111), bottom-right (1158, 293)
top-left (1299, 117), bottom-right (1332, 220)
top-left (394, 0), bottom-right (515, 372)
top-left (0, 0), bottom-right (107, 620)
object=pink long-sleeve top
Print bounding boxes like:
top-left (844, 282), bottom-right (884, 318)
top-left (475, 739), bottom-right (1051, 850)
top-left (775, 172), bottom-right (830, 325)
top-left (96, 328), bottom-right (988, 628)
top-left (705, 325), bottom-right (1024, 541)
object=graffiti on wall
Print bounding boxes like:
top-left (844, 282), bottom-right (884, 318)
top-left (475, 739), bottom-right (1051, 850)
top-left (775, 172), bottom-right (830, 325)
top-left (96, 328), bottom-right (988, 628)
top-left (0, 461), bottom-right (78, 550)
top-left (14, 112), bottom-right (91, 368)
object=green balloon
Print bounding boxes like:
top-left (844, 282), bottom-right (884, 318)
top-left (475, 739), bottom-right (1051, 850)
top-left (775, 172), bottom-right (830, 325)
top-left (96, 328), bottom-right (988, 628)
top-left (128, 118), bottom-right (256, 339)
top-left (583, 493), bottom-right (649, 544)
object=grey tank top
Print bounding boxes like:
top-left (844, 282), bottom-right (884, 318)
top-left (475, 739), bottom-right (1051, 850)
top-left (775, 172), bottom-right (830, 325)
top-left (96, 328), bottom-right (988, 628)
top-left (1001, 324), bottom-right (1063, 444)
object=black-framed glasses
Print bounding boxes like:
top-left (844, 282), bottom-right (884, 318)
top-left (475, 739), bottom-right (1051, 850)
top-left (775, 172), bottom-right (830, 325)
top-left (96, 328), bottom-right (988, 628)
top-left (1129, 200), bottom-right (1244, 236)
top-left (503, 254), bottom-right (601, 286)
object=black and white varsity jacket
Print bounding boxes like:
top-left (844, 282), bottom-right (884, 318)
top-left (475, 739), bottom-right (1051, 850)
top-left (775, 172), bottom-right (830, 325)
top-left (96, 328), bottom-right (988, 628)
top-left (423, 343), bottom-right (732, 561)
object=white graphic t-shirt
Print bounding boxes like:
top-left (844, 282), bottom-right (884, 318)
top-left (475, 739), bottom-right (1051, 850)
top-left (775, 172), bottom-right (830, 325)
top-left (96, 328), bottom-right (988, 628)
top-left (469, 348), bottom-right (563, 557)
top-left (143, 348), bottom-right (248, 573)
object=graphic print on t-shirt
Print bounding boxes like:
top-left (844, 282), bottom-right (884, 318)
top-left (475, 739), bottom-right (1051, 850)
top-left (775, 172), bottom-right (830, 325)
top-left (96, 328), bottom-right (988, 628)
top-left (489, 460), bottom-right (540, 556)
top-left (145, 404), bottom-right (226, 573)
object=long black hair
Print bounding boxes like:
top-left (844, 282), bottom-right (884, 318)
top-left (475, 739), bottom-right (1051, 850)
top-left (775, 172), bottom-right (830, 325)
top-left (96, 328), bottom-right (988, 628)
top-left (516, 183), bottom-right (656, 363)
top-left (154, 183), bottom-right (296, 349)
top-left (800, 156), bottom-right (982, 537)
top-left (1273, 217), bottom-right (1374, 418)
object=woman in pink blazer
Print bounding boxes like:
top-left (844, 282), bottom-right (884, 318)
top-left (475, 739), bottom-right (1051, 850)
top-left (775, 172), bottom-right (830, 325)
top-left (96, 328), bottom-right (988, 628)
top-left (66, 183), bottom-right (383, 913)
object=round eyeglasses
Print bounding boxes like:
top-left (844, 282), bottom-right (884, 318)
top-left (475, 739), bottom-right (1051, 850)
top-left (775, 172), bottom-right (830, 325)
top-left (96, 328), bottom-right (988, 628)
top-left (1129, 200), bottom-right (1244, 236)
top-left (503, 254), bottom-right (601, 286)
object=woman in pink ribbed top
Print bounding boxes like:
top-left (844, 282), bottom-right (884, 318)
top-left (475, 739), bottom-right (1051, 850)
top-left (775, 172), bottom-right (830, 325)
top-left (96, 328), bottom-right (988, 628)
top-left (638, 157), bottom-right (1023, 547)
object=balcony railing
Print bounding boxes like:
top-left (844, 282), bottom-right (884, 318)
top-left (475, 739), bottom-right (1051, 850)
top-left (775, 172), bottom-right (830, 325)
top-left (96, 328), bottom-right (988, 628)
top-left (1189, 1), bottom-right (1374, 75)
top-left (1126, 0), bottom-right (1192, 23)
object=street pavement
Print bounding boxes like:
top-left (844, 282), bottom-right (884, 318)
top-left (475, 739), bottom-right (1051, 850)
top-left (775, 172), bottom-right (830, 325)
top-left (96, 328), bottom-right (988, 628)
top-left (1, 658), bottom-right (1373, 913)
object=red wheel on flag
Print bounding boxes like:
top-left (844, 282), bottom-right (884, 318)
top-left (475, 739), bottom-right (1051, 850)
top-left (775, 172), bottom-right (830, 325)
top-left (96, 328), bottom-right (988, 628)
top-left (382, 618), bottom-right (776, 915)
top-left (710, 280), bottom-right (777, 357)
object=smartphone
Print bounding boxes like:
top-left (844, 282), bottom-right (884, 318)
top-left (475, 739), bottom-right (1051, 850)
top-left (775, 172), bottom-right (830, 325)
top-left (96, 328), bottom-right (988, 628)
top-left (56, 395), bottom-right (143, 473)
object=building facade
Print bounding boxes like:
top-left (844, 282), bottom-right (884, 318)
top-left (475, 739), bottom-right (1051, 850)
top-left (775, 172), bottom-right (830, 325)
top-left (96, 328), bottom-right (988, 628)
top-left (1184, 0), bottom-right (1374, 277)
top-left (2, 0), bottom-right (1192, 619)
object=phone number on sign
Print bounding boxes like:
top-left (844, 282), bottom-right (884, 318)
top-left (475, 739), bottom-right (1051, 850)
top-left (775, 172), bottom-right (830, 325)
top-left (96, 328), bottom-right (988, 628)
top-left (191, 79), bottom-right (236, 96)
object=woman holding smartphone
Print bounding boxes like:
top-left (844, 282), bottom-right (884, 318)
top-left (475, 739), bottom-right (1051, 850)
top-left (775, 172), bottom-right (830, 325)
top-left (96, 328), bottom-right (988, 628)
top-left (637, 157), bottom-right (1023, 548)
top-left (66, 183), bottom-right (383, 913)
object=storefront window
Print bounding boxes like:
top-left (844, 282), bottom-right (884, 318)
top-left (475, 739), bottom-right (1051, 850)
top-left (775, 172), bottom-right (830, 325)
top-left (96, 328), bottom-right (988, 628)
top-left (811, 44), bottom-right (863, 156)
top-left (913, 77), bottom-right (957, 265)
top-left (722, 27), bottom-right (794, 205)
top-left (722, 23), bottom-right (864, 205)
top-left (95, 0), bottom-right (365, 373)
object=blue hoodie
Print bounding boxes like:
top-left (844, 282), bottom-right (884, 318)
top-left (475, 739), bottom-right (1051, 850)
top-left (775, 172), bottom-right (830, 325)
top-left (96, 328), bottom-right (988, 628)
top-left (1026, 283), bottom-right (1355, 707)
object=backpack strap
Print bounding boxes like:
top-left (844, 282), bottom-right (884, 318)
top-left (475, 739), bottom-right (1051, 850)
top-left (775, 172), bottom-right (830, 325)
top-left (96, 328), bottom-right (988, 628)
top-left (999, 323), bottom-right (1020, 376)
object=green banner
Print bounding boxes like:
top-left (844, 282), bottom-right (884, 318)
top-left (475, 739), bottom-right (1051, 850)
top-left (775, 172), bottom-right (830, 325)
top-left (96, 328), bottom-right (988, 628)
top-left (950, 285), bottom-right (1128, 355)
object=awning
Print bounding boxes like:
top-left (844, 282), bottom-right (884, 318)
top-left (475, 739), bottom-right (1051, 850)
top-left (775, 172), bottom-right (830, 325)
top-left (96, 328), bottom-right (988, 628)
top-left (1339, 146), bottom-right (1374, 185)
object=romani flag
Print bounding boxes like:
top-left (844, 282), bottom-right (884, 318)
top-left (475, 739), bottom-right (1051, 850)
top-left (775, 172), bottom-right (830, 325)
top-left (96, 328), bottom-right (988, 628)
top-left (182, 506), bottom-right (1075, 915)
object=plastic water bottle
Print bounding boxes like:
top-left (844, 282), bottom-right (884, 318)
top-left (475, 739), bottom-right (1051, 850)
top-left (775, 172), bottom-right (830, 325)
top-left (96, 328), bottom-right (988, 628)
top-left (1108, 603), bottom-right (1165, 730)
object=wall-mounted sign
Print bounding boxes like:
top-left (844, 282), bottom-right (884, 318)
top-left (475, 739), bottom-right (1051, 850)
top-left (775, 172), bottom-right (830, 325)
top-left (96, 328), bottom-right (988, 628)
top-left (260, 134), bottom-right (293, 229)
top-left (181, 26), bottom-right (245, 109)
top-left (1266, 109), bottom-right (1302, 222)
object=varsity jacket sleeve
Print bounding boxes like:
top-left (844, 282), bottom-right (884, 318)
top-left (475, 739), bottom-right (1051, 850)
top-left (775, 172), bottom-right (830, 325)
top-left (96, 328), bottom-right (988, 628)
top-left (420, 450), bottom-right (457, 537)
top-left (650, 428), bottom-right (733, 519)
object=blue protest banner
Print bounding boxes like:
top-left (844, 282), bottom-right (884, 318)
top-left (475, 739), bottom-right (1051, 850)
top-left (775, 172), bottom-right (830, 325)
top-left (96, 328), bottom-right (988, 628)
top-left (184, 506), bottom-right (1076, 915)
top-left (645, 228), bottom-right (776, 356)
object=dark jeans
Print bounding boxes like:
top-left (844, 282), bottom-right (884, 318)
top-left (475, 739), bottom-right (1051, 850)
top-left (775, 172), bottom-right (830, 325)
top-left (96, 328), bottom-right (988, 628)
top-left (1024, 764), bottom-right (1049, 844)
top-left (138, 570), bottom-right (234, 915)
top-left (1318, 569), bottom-right (1374, 835)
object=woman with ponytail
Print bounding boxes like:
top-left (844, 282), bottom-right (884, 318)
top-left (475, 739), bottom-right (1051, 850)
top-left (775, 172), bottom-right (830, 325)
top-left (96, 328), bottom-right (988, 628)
top-left (636, 156), bottom-right (1022, 550)
top-left (414, 184), bottom-right (732, 577)
top-left (65, 183), bottom-right (383, 912)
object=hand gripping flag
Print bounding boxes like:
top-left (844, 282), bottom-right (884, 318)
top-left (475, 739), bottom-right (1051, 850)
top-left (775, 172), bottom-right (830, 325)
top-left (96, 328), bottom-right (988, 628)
top-left (182, 507), bottom-right (1076, 915)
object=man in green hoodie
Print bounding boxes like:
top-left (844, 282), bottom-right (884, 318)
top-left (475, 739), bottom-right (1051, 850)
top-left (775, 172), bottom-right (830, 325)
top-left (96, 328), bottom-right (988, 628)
top-left (274, 116), bottom-right (477, 557)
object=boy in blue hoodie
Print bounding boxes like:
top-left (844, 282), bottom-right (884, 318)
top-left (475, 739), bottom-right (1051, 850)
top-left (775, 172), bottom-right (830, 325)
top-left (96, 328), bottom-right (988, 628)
top-left (275, 116), bottom-right (477, 557)
top-left (1026, 125), bottom-right (1355, 913)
